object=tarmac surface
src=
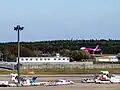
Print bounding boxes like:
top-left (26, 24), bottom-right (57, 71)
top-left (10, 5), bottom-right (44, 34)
top-left (0, 74), bottom-right (120, 90)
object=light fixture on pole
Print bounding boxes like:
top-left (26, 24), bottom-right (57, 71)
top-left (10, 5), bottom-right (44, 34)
top-left (14, 25), bottom-right (24, 86)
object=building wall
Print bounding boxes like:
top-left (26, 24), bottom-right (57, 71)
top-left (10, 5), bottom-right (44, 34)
top-left (16, 57), bottom-right (70, 63)
top-left (95, 56), bottom-right (119, 62)
top-left (96, 58), bottom-right (118, 62)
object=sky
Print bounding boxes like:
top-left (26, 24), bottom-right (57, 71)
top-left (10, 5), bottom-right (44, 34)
top-left (0, 0), bottom-right (120, 42)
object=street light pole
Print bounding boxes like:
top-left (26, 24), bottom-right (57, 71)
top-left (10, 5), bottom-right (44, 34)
top-left (14, 25), bottom-right (24, 85)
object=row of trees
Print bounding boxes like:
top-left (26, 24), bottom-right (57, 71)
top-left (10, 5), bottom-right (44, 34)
top-left (0, 39), bottom-right (120, 62)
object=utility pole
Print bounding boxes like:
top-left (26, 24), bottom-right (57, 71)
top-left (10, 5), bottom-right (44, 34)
top-left (14, 25), bottom-right (24, 86)
top-left (1, 53), bottom-right (3, 62)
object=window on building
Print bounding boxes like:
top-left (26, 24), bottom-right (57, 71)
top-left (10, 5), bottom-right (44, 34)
top-left (21, 59), bottom-right (24, 61)
top-left (26, 59), bottom-right (28, 61)
top-left (40, 58), bottom-right (42, 60)
top-left (59, 58), bottom-right (61, 60)
top-left (48, 58), bottom-right (50, 60)
top-left (36, 59), bottom-right (38, 61)
top-left (63, 58), bottom-right (65, 60)
top-left (44, 58), bottom-right (46, 60)
top-left (30, 58), bottom-right (32, 61)
top-left (54, 58), bottom-right (56, 60)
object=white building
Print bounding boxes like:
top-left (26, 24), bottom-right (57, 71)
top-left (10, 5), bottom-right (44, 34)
top-left (95, 55), bottom-right (119, 62)
top-left (16, 54), bottom-right (70, 63)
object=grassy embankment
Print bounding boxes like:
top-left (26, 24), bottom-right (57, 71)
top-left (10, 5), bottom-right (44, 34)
top-left (0, 68), bottom-right (120, 75)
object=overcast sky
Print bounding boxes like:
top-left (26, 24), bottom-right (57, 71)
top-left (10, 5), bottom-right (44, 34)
top-left (0, 0), bottom-right (120, 42)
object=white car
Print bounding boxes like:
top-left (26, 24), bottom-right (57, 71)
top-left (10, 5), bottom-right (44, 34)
top-left (80, 78), bottom-right (95, 83)
top-left (0, 81), bottom-right (9, 87)
top-left (44, 79), bottom-right (74, 86)
top-left (55, 79), bottom-right (74, 85)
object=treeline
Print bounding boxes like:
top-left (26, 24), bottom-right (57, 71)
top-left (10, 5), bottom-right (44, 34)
top-left (0, 39), bottom-right (120, 62)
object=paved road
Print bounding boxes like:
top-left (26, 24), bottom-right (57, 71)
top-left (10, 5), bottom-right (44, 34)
top-left (0, 74), bottom-right (95, 82)
top-left (0, 83), bottom-right (120, 90)
top-left (0, 74), bottom-right (94, 83)
top-left (0, 75), bottom-right (120, 90)
top-left (0, 74), bottom-right (94, 77)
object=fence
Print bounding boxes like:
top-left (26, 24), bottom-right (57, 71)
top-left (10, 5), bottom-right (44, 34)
top-left (0, 62), bottom-right (15, 70)
top-left (1, 61), bottom-right (120, 70)
top-left (20, 62), bottom-right (120, 70)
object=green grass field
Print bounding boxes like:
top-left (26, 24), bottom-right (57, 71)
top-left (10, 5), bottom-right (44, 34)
top-left (1, 68), bottom-right (120, 75)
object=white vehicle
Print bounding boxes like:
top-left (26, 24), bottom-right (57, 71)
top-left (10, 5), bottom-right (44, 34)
top-left (44, 79), bottom-right (74, 86)
top-left (80, 71), bottom-right (120, 84)
top-left (10, 73), bottom-right (41, 86)
top-left (0, 81), bottom-right (9, 87)
top-left (95, 71), bottom-right (120, 84)
top-left (94, 71), bottom-right (120, 84)
top-left (0, 74), bottom-right (74, 87)
top-left (80, 78), bottom-right (95, 83)
top-left (55, 79), bottom-right (74, 85)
